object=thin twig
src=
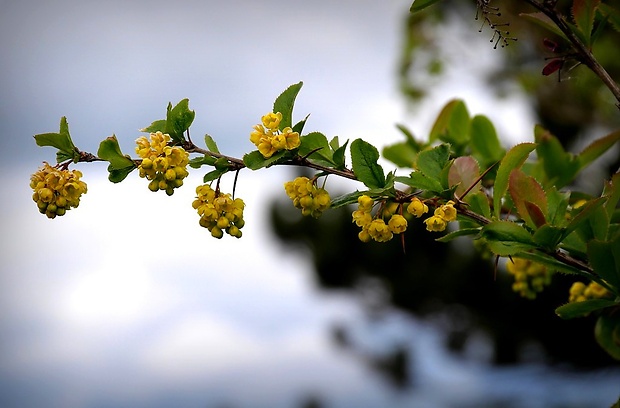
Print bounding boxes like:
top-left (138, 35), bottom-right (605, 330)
top-left (523, 0), bottom-right (620, 108)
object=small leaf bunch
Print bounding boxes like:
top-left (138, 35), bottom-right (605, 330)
top-left (135, 131), bottom-right (190, 195)
top-left (30, 162), bottom-right (87, 218)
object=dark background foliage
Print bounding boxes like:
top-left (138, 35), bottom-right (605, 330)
top-left (268, 0), bottom-right (620, 381)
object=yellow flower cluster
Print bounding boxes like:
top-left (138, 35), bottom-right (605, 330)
top-left (30, 162), bottom-right (88, 219)
top-left (568, 281), bottom-right (612, 303)
top-left (250, 112), bottom-right (300, 158)
top-left (352, 195), bottom-right (416, 243)
top-left (284, 176), bottom-right (330, 218)
top-left (423, 200), bottom-right (457, 232)
top-left (506, 258), bottom-right (552, 299)
top-left (135, 131), bottom-right (189, 196)
top-left (192, 184), bottom-right (245, 238)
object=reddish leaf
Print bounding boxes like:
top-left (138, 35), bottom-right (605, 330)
top-left (509, 169), bottom-right (548, 229)
top-left (524, 201), bottom-right (547, 228)
top-left (543, 38), bottom-right (560, 53)
top-left (542, 59), bottom-right (564, 76)
top-left (572, 0), bottom-right (601, 45)
top-left (448, 156), bottom-right (481, 197)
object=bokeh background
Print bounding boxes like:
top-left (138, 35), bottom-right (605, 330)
top-left (1, 0), bottom-right (619, 407)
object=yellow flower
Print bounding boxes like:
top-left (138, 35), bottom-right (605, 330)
top-left (135, 136), bottom-right (152, 158)
top-left (367, 219), bottom-right (393, 242)
top-left (271, 134), bottom-right (287, 150)
top-left (506, 258), bottom-right (552, 299)
top-left (406, 197), bottom-right (428, 217)
top-left (136, 132), bottom-right (189, 195)
top-left (258, 138), bottom-right (278, 158)
top-left (352, 209), bottom-right (372, 227)
top-left (261, 112), bottom-right (282, 131)
top-left (358, 195), bottom-right (374, 211)
top-left (435, 201), bottom-right (457, 222)
top-left (358, 229), bottom-right (372, 243)
top-left (250, 124), bottom-right (268, 146)
top-left (388, 214), bottom-right (408, 234)
top-left (284, 176), bottom-right (330, 218)
top-left (194, 184), bottom-right (245, 239)
top-left (251, 115), bottom-right (299, 158)
top-left (584, 281), bottom-right (610, 298)
top-left (30, 162), bottom-right (87, 218)
top-left (424, 215), bottom-right (447, 232)
top-left (281, 127), bottom-right (300, 150)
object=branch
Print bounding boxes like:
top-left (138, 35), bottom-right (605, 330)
top-left (523, 0), bottom-right (620, 108)
top-left (186, 143), bottom-right (358, 181)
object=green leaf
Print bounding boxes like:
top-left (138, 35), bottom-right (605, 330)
top-left (560, 230), bottom-right (588, 258)
top-left (515, 250), bottom-right (586, 276)
top-left (165, 99), bottom-right (195, 142)
top-left (416, 143), bottom-right (450, 180)
top-left (509, 168), bottom-right (548, 228)
top-left (107, 166), bottom-right (136, 183)
top-left (429, 99), bottom-right (470, 146)
top-left (588, 236), bottom-right (620, 291)
top-left (595, 313), bottom-right (620, 360)
top-left (97, 136), bottom-right (137, 183)
top-left (329, 136), bottom-right (340, 151)
top-left (189, 155), bottom-right (217, 169)
top-left (563, 196), bottom-right (607, 239)
top-left (204, 134), bottom-right (220, 153)
top-left (139, 119), bottom-right (166, 133)
top-left (383, 141), bottom-right (419, 168)
top-left (395, 172), bottom-right (443, 193)
top-left (534, 126), bottom-right (580, 188)
top-left (599, 4), bottom-right (620, 33)
top-left (436, 227), bottom-right (481, 243)
top-left (465, 191), bottom-right (491, 220)
top-left (330, 190), bottom-right (366, 209)
top-left (97, 136), bottom-right (136, 170)
top-left (293, 114), bottom-right (310, 135)
top-left (572, 0), bottom-right (601, 46)
top-left (556, 299), bottom-right (619, 319)
top-left (299, 132), bottom-right (335, 167)
top-left (533, 225), bottom-right (564, 251)
top-left (469, 115), bottom-right (504, 166)
top-left (332, 139), bottom-right (348, 170)
top-left (448, 156), bottom-right (480, 198)
top-left (479, 220), bottom-right (537, 256)
top-left (56, 150), bottom-right (74, 163)
top-left (410, 0), bottom-right (443, 13)
top-left (214, 157), bottom-right (230, 171)
top-left (575, 203), bottom-right (609, 242)
top-left (203, 168), bottom-right (228, 183)
top-left (34, 117), bottom-right (79, 162)
top-left (273, 81), bottom-right (303, 130)
top-left (350, 139), bottom-right (386, 189)
top-left (494, 142), bottom-right (537, 219)
top-left (519, 12), bottom-right (570, 41)
top-left (603, 172), bottom-right (620, 218)
top-left (578, 129), bottom-right (620, 172)
top-left (546, 186), bottom-right (570, 227)
top-left (243, 149), bottom-right (287, 170)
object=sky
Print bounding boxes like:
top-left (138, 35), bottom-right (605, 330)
top-left (1, 0), bottom-right (619, 407)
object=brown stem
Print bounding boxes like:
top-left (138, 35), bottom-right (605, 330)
top-left (523, 0), bottom-right (620, 108)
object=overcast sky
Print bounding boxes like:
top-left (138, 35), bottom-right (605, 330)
top-left (2, 0), bottom-right (618, 407)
